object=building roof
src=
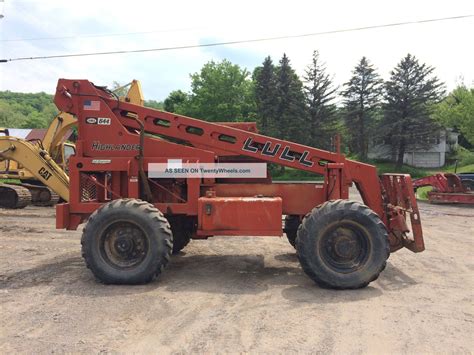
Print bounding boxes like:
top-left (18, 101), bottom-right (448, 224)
top-left (25, 129), bottom-right (48, 141)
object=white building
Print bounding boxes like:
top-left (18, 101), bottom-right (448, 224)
top-left (368, 129), bottom-right (459, 168)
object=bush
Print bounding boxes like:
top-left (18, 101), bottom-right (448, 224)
top-left (455, 146), bottom-right (474, 166)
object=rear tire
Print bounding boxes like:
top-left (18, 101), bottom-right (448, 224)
top-left (81, 198), bottom-right (173, 284)
top-left (284, 215), bottom-right (300, 248)
top-left (296, 200), bottom-right (389, 289)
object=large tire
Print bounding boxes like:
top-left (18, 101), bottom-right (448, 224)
top-left (284, 215), bottom-right (300, 248)
top-left (81, 198), bottom-right (173, 284)
top-left (296, 200), bottom-right (389, 289)
top-left (167, 215), bottom-right (193, 254)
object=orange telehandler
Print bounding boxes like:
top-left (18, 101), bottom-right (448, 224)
top-left (46, 78), bottom-right (424, 289)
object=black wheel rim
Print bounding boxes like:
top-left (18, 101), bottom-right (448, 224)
top-left (100, 222), bottom-right (149, 269)
top-left (319, 221), bottom-right (370, 273)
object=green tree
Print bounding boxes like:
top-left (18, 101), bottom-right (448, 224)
top-left (341, 57), bottom-right (383, 159)
top-left (183, 60), bottom-right (255, 122)
top-left (253, 56), bottom-right (277, 135)
top-left (303, 50), bottom-right (338, 149)
top-left (0, 91), bottom-right (57, 128)
top-left (0, 101), bottom-right (26, 127)
top-left (381, 54), bottom-right (444, 168)
top-left (433, 85), bottom-right (474, 146)
top-left (144, 100), bottom-right (164, 110)
top-left (163, 90), bottom-right (188, 113)
top-left (274, 53), bottom-right (307, 144)
top-left (21, 111), bottom-right (47, 128)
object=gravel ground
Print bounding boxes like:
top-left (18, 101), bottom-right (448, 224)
top-left (0, 194), bottom-right (473, 353)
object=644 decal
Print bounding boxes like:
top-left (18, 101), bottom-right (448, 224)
top-left (85, 117), bottom-right (111, 125)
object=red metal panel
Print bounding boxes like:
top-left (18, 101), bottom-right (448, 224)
top-left (211, 182), bottom-right (324, 215)
top-left (428, 192), bottom-right (474, 204)
top-left (56, 203), bottom-right (69, 229)
top-left (198, 196), bottom-right (282, 236)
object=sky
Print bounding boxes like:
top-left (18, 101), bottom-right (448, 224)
top-left (0, 0), bottom-right (473, 102)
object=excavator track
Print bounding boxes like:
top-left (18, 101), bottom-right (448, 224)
top-left (21, 183), bottom-right (60, 206)
top-left (0, 183), bottom-right (32, 209)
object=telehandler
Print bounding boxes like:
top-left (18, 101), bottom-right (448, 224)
top-left (47, 78), bottom-right (424, 289)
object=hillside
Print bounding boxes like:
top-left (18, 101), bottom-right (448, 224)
top-left (0, 91), bottom-right (164, 129)
top-left (0, 91), bottom-right (57, 128)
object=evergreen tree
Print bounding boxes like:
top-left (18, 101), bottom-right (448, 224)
top-left (303, 50), bottom-right (338, 150)
top-left (382, 54), bottom-right (444, 168)
top-left (253, 56), bottom-right (277, 135)
top-left (275, 53), bottom-right (307, 144)
top-left (341, 57), bottom-right (383, 159)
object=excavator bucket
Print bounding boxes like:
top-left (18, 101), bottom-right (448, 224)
top-left (380, 174), bottom-right (424, 253)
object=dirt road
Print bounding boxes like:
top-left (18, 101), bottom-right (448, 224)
top-left (1, 197), bottom-right (473, 353)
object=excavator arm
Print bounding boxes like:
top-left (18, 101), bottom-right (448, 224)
top-left (0, 137), bottom-right (70, 201)
top-left (41, 112), bottom-right (77, 156)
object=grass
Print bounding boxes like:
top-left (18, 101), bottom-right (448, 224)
top-left (0, 178), bottom-right (21, 184)
top-left (444, 164), bottom-right (474, 174)
top-left (272, 168), bottom-right (322, 181)
top-left (372, 161), bottom-right (436, 179)
top-left (415, 186), bottom-right (433, 200)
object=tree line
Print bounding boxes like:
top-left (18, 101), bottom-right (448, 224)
top-left (164, 53), bottom-right (472, 168)
top-left (1, 53), bottom-right (472, 169)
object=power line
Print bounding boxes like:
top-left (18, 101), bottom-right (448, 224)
top-left (1, 14), bottom-right (472, 63)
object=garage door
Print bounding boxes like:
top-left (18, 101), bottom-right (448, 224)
top-left (413, 152), bottom-right (441, 168)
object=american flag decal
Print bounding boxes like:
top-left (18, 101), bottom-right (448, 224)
top-left (84, 100), bottom-right (100, 111)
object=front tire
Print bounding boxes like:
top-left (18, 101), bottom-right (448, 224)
top-left (81, 198), bottom-right (173, 284)
top-left (167, 215), bottom-right (193, 254)
top-left (296, 200), bottom-right (389, 289)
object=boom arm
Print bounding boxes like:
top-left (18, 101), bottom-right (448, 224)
top-left (0, 137), bottom-right (70, 201)
top-left (55, 79), bottom-right (384, 217)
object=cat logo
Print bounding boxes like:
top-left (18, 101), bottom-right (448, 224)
top-left (38, 167), bottom-right (53, 181)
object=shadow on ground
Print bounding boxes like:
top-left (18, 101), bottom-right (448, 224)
top-left (0, 251), bottom-right (417, 301)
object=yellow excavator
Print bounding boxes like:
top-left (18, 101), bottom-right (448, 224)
top-left (0, 80), bottom-right (144, 209)
top-left (0, 112), bottom-right (76, 207)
